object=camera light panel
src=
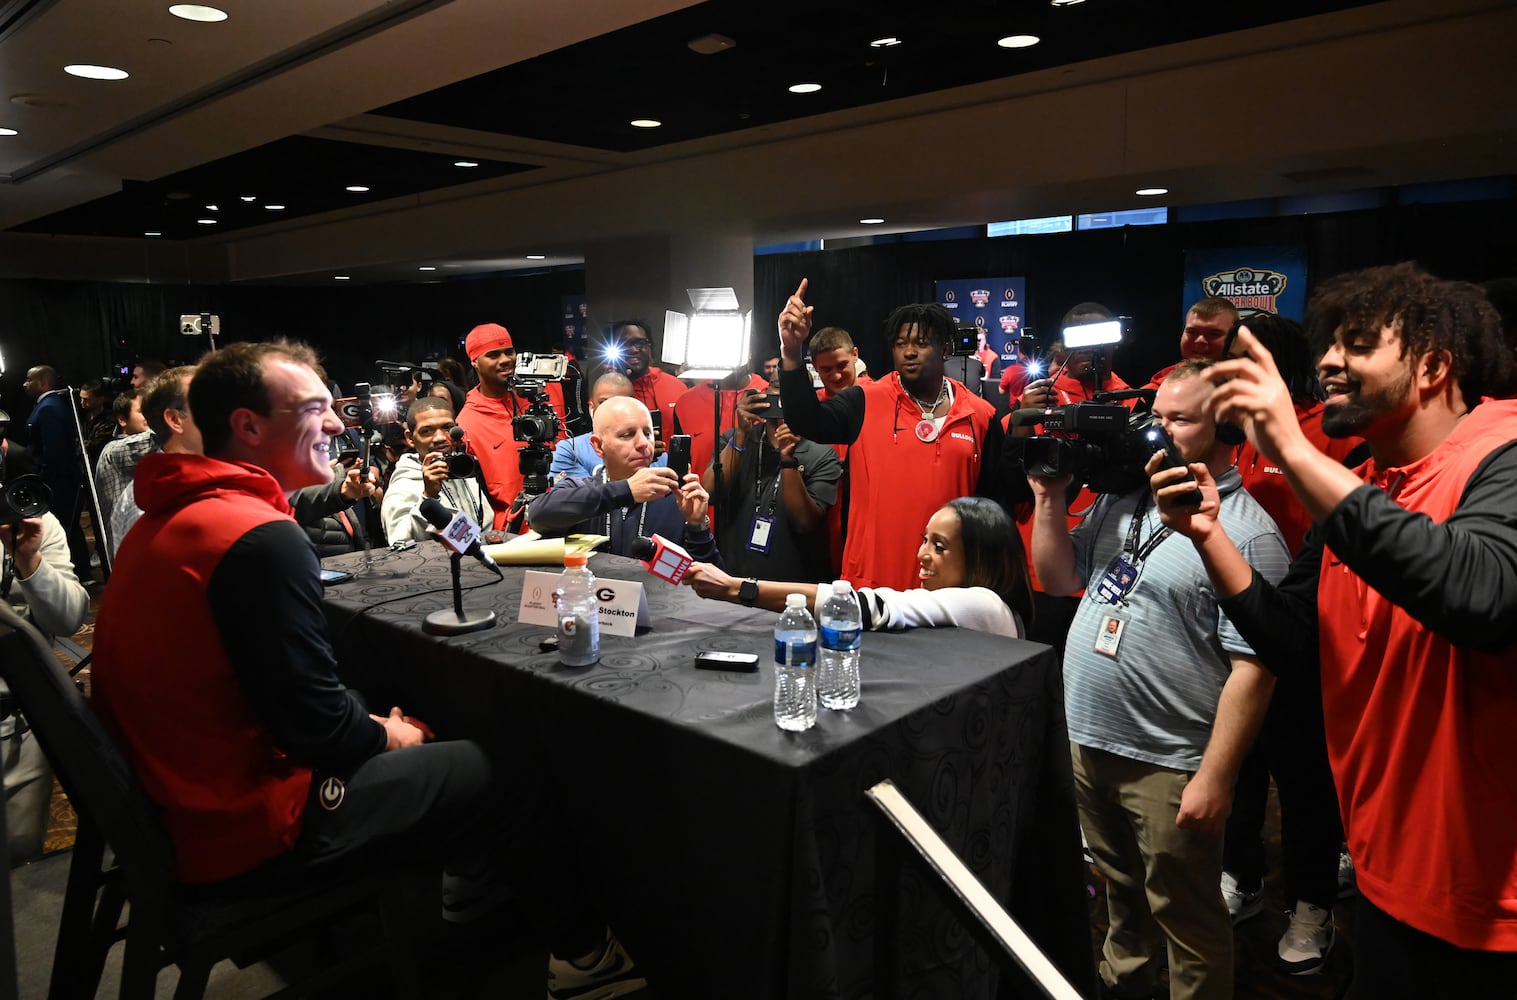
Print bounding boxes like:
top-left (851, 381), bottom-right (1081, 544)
top-left (1061, 319), bottom-right (1123, 349)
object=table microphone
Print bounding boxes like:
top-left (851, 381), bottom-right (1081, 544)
top-left (630, 533), bottom-right (693, 586)
top-left (418, 497), bottom-right (502, 577)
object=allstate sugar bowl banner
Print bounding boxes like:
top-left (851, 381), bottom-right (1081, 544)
top-left (1183, 247), bottom-right (1307, 320)
top-left (935, 277), bottom-right (1027, 364)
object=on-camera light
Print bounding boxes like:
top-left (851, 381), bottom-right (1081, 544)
top-left (371, 393), bottom-right (399, 421)
top-left (603, 344), bottom-right (624, 364)
top-left (1061, 320), bottom-right (1123, 350)
top-left (1024, 359), bottom-right (1044, 377)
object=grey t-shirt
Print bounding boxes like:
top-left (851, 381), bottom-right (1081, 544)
top-left (1063, 467), bottom-right (1291, 771)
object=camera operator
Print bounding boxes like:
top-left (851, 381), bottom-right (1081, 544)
top-left (527, 397), bottom-right (720, 564)
top-left (1, 476), bottom-right (90, 864)
top-left (702, 389), bottom-right (840, 583)
top-left (455, 323), bottom-right (569, 531)
top-left (1028, 360), bottom-right (1290, 1000)
top-left (381, 397), bottom-right (488, 544)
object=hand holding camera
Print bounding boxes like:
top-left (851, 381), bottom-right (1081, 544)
top-left (421, 450), bottom-right (451, 498)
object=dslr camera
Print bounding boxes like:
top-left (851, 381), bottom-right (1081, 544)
top-left (0, 475), bottom-right (51, 527)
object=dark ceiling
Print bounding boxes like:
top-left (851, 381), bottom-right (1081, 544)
top-left (10, 136), bottom-right (534, 241)
top-left (5, 0), bottom-right (1381, 245)
top-left (372, 0), bottom-right (1378, 152)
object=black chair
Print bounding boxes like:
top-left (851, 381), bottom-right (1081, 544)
top-left (0, 603), bottom-right (421, 1000)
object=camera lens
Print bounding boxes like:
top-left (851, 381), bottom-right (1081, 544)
top-left (0, 475), bottom-right (51, 524)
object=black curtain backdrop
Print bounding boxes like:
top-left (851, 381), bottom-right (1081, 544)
top-left (4, 197), bottom-right (1515, 439)
top-left (753, 198), bottom-right (1517, 388)
top-left (0, 267), bottom-right (586, 435)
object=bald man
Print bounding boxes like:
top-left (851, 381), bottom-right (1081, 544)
top-left (527, 397), bottom-right (721, 564)
top-left (550, 372), bottom-right (669, 482)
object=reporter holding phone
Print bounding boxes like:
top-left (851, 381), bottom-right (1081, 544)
top-left (1027, 359), bottom-right (1290, 1000)
top-left (528, 397), bottom-right (724, 566)
top-left (700, 388), bottom-right (841, 582)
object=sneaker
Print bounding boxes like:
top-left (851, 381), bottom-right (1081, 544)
top-left (1277, 901), bottom-right (1335, 975)
top-left (546, 930), bottom-right (648, 1000)
top-left (1221, 869), bottom-right (1264, 925)
top-left (1337, 850), bottom-right (1357, 899)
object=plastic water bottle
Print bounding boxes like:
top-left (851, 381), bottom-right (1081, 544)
top-left (818, 580), bottom-right (862, 710)
top-left (555, 553), bottom-right (600, 666)
top-left (773, 593), bottom-right (818, 731)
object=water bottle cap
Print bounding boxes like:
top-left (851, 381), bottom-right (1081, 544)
top-left (831, 580), bottom-right (852, 594)
top-left (785, 593), bottom-right (806, 608)
top-left (564, 553), bottom-right (589, 566)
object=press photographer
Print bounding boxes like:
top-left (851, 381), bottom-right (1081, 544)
top-left (382, 397), bottom-right (488, 544)
top-left (0, 461), bottom-right (89, 865)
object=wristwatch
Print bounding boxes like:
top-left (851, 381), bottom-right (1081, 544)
top-left (779, 460), bottom-right (801, 470)
top-left (738, 577), bottom-right (760, 607)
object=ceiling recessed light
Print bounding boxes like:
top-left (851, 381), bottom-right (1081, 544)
top-left (870, 36), bottom-right (902, 48)
top-left (264, 203), bottom-right (285, 210)
top-left (334, 275), bottom-right (351, 281)
top-left (418, 266), bottom-right (437, 271)
top-left (788, 82), bottom-right (822, 94)
top-left (144, 231), bottom-right (162, 237)
top-left (997, 35), bottom-right (1040, 48)
top-left (526, 254), bottom-right (547, 260)
top-left (204, 204), bottom-right (217, 211)
top-left (1136, 187), bottom-right (1169, 196)
top-left (629, 119), bottom-right (662, 128)
top-left (239, 195), bottom-right (256, 202)
top-left (64, 64), bottom-right (130, 80)
top-left (345, 185), bottom-right (369, 193)
top-left (859, 217), bottom-right (885, 225)
top-left (196, 218), bottom-right (216, 225)
top-left (168, 4), bottom-right (228, 21)
top-left (454, 160), bottom-right (479, 168)
top-left (0, 127), bottom-right (16, 136)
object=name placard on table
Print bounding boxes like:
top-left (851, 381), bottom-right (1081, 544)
top-left (517, 569), bottom-right (649, 637)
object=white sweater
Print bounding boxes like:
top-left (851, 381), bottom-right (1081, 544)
top-left (813, 582), bottom-right (1022, 639)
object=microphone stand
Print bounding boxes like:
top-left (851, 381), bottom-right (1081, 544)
top-left (422, 552), bottom-right (498, 635)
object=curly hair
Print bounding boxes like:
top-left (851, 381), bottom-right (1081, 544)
top-left (882, 303), bottom-right (956, 350)
top-left (1306, 262), bottom-right (1512, 405)
top-left (1224, 312), bottom-right (1319, 404)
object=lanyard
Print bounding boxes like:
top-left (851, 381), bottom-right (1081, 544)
top-left (1121, 492), bottom-right (1172, 567)
top-left (439, 478), bottom-right (484, 526)
top-left (599, 468), bottom-right (648, 539)
top-left (751, 436), bottom-right (783, 517)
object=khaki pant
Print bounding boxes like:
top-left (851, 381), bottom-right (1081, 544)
top-left (1071, 743), bottom-right (1233, 1000)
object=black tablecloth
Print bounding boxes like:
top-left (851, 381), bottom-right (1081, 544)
top-left (321, 546), bottom-right (1093, 999)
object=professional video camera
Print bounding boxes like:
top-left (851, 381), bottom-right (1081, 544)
top-left (1012, 317), bottom-right (1157, 495)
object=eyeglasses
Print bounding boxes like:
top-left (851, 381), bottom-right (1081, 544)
top-left (624, 339), bottom-right (652, 351)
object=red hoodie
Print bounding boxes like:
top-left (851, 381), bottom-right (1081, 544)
top-left (93, 454), bottom-right (316, 882)
top-left (1319, 399), bottom-right (1517, 949)
top-left (842, 375), bottom-right (997, 590)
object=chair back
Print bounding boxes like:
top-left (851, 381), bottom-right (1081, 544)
top-left (0, 603), bottom-right (174, 880)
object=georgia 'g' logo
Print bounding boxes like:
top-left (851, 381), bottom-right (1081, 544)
top-left (319, 776), bottom-right (345, 811)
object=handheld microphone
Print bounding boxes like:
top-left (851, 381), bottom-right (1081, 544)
top-left (418, 497), bottom-right (502, 577)
top-left (629, 533), bottom-right (694, 586)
